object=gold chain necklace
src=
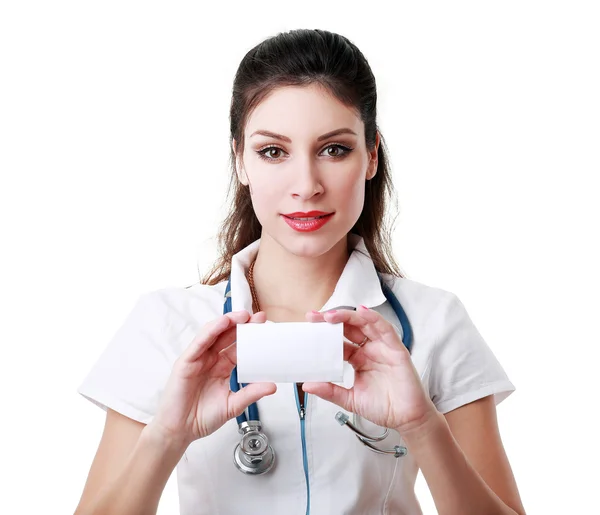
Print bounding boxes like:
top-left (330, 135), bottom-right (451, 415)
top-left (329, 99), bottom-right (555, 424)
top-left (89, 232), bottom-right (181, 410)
top-left (246, 258), bottom-right (261, 313)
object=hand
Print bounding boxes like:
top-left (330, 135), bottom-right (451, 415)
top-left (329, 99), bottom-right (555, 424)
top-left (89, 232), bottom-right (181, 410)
top-left (303, 305), bottom-right (438, 436)
top-left (149, 310), bottom-right (277, 447)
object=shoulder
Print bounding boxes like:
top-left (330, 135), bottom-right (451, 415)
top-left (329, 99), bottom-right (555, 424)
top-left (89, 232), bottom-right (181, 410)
top-left (145, 280), bottom-right (227, 316)
top-left (378, 273), bottom-right (460, 328)
top-left (140, 280), bottom-right (229, 356)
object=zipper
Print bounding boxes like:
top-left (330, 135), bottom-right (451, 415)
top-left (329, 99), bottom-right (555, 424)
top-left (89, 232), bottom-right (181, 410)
top-left (294, 384), bottom-right (310, 515)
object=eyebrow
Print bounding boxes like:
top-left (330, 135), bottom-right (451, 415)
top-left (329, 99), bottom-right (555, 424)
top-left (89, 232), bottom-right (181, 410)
top-left (249, 127), bottom-right (358, 142)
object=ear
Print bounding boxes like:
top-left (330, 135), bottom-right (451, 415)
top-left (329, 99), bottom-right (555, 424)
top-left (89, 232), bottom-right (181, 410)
top-left (366, 131), bottom-right (380, 180)
top-left (232, 138), bottom-right (249, 186)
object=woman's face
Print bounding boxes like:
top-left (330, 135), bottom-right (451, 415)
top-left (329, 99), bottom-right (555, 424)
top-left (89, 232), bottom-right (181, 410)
top-left (233, 84), bottom-right (379, 257)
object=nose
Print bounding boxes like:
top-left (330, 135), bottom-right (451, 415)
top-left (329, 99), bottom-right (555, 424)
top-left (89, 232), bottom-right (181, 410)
top-left (290, 157), bottom-right (324, 200)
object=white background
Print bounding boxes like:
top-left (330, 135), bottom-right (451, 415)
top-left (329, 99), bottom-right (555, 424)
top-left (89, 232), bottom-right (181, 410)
top-left (1, 1), bottom-right (598, 513)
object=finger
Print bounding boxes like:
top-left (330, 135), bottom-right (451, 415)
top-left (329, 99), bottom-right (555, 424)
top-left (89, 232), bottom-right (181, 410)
top-left (183, 311), bottom-right (251, 363)
top-left (324, 307), bottom-right (401, 350)
top-left (227, 383), bottom-right (277, 420)
top-left (343, 339), bottom-right (363, 361)
top-left (302, 382), bottom-right (353, 412)
top-left (251, 311), bottom-right (268, 323)
top-left (212, 310), bottom-right (267, 357)
top-left (306, 309), bottom-right (367, 348)
top-left (213, 341), bottom-right (237, 375)
top-left (354, 305), bottom-right (405, 349)
top-left (207, 324), bottom-right (239, 356)
top-left (213, 311), bottom-right (266, 375)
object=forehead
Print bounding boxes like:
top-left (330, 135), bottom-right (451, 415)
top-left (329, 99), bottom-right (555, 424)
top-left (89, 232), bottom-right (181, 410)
top-left (245, 84), bottom-right (363, 141)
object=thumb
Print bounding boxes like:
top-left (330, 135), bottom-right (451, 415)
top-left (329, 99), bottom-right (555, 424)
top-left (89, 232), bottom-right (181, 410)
top-left (227, 383), bottom-right (277, 420)
top-left (302, 382), bottom-right (353, 412)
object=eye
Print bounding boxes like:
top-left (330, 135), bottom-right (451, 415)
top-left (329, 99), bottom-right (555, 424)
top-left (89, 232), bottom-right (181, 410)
top-left (256, 146), bottom-right (286, 160)
top-left (324, 145), bottom-right (352, 158)
top-left (321, 143), bottom-right (354, 157)
top-left (255, 143), bottom-right (354, 162)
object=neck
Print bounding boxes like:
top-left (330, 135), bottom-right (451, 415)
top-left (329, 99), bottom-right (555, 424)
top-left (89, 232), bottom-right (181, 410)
top-left (251, 232), bottom-right (351, 318)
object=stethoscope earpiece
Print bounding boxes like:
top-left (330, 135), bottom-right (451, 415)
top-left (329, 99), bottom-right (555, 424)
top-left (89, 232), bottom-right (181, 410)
top-left (336, 411), bottom-right (408, 458)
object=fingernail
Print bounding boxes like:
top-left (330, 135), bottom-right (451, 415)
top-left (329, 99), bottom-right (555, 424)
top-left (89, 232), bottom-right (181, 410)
top-left (359, 305), bottom-right (368, 310)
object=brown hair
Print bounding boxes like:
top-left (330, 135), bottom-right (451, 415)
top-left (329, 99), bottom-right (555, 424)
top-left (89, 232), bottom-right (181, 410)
top-left (200, 28), bottom-right (406, 286)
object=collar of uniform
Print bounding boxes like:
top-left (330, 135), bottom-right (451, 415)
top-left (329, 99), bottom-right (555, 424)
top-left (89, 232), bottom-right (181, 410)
top-left (229, 233), bottom-right (387, 314)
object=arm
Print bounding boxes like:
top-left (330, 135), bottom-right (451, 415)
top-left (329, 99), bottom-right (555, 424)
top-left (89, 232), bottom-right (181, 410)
top-left (400, 396), bottom-right (526, 515)
top-left (76, 311), bottom-right (275, 515)
top-left (76, 425), bottom-right (188, 515)
top-left (303, 307), bottom-right (525, 515)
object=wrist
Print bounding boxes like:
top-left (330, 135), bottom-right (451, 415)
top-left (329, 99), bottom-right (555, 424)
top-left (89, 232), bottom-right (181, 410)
top-left (143, 422), bottom-right (192, 456)
top-left (395, 407), bottom-right (445, 444)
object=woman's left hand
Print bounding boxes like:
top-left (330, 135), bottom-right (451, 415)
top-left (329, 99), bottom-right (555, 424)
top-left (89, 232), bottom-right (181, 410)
top-left (303, 305), bottom-right (438, 436)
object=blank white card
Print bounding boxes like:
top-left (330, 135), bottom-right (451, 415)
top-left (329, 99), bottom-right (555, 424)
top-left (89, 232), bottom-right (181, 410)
top-left (236, 321), bottom-right (344, 383)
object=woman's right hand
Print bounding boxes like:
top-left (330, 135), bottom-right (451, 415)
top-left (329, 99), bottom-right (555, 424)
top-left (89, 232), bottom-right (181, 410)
top-left (148, 310), bottom-right (276, 447)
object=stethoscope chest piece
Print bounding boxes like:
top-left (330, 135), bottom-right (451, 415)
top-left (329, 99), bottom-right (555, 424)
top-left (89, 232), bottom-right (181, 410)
top-left (233, 420), bottom-right (275, 475)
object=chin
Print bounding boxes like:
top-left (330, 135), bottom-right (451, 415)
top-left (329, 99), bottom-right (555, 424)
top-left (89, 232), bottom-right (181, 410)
top-left (271, 227), bottom-right (350, 258)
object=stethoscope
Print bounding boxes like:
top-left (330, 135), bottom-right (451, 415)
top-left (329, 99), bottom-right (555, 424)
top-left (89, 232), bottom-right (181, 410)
top-left (225, 272), bottom-right (413, 475)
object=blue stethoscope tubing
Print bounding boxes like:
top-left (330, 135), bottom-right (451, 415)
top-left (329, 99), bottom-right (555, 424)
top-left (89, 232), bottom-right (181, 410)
top-left (225, 272), bottom-right (413, 425)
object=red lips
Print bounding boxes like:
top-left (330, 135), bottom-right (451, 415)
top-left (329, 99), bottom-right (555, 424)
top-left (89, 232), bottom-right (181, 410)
top-left (283, 211), bottom-right (332, 217)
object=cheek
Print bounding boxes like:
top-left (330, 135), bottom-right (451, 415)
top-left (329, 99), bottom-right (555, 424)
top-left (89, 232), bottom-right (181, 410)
top-left (334, 172), bottom-right (366, 207)
top-left (248, 177), bottom-right (281, 217)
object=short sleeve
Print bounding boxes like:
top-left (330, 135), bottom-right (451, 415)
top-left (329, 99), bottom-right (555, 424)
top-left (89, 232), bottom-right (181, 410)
top-left (429, 292), bottom-right (516, 414)
top-left (77, 291), bottom-right (174, 425)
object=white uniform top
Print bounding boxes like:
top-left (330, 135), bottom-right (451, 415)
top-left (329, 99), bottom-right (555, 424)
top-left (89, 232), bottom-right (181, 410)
top-left (78, 234), bottom-right (516, 515)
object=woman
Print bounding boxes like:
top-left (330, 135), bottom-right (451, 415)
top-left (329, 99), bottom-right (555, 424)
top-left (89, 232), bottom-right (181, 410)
top-left (76, 29), bottom-right (526, 515)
